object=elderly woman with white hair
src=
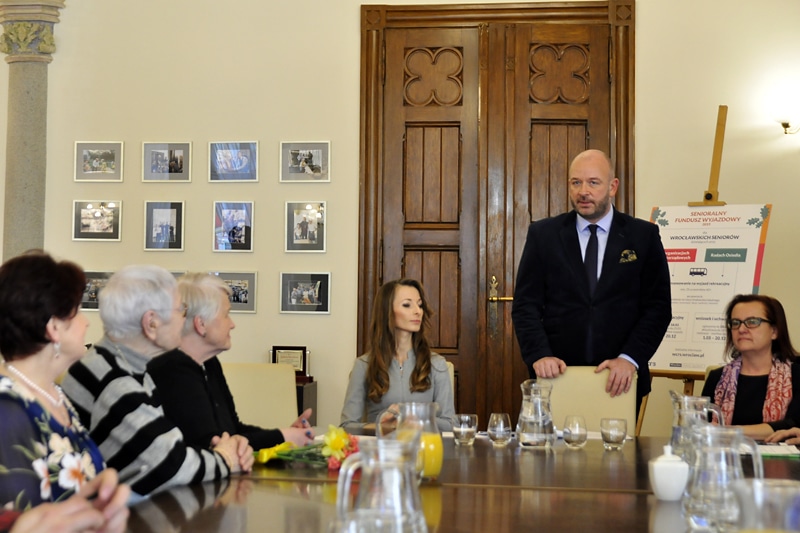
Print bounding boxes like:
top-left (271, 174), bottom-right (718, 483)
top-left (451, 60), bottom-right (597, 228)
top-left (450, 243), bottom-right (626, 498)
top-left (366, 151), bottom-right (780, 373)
top-left (147, 272), bottom-right (314, 450)
top-left (61, 265), bottom-right (253, 497)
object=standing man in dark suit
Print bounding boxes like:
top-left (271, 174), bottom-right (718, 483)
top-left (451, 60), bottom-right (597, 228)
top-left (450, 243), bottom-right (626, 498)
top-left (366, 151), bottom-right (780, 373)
top-left (512, 149), bottom-right (671, 408)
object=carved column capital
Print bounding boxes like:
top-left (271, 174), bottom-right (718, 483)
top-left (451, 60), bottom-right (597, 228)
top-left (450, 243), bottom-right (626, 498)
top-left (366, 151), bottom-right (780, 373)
top-left (0, 0), bottom-right (65, 63)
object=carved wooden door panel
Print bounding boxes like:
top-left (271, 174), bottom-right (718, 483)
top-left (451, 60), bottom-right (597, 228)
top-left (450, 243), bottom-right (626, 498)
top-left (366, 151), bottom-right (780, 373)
top-left (381, 27), bottom-right (480, 414)
top-left (359, 3), bottom-right (635, 427)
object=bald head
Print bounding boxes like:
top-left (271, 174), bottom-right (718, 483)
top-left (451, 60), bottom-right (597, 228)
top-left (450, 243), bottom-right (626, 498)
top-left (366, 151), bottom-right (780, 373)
top-left (568, 149), bottom-right (618, 222)
top-left (569, 149), bottom-right (614, 180)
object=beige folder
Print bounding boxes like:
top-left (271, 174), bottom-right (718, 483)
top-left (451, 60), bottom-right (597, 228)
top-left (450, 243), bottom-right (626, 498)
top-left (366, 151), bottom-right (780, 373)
top-left (539, 366), bottom-right (637, 434)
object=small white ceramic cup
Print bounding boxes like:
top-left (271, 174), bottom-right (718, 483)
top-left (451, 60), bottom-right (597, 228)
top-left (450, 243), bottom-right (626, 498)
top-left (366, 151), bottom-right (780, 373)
top-left (648, 445), bottom-right (689, 501)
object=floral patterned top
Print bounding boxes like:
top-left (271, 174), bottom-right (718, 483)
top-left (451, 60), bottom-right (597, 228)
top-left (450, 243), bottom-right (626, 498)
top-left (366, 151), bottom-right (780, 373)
top-left (0, 375), bottom-right (105, 511)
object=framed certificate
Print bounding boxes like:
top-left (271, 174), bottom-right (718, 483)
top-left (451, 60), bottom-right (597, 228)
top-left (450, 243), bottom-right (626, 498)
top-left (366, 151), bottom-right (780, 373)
top-left (271, 346), bottom-right (308, 376)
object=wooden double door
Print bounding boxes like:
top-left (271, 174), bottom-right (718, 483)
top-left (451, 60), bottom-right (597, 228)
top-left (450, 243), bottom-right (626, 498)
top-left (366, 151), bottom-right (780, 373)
top-left (358, 2), bottom-right (636, 427)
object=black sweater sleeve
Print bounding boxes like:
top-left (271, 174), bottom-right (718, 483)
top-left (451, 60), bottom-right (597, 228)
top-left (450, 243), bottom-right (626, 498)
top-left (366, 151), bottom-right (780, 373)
top-left (148, 349), bottom-right (222, 448)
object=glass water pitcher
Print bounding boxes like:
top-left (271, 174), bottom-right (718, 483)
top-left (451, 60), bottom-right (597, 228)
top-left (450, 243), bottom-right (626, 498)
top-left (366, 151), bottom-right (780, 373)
top-left (517, 379), bottom-right (556, 448)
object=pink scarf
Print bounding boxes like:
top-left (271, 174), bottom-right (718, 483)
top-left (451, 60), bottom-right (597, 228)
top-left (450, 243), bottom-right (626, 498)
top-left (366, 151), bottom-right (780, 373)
top-left (714, 358), bottom-right (793, 426)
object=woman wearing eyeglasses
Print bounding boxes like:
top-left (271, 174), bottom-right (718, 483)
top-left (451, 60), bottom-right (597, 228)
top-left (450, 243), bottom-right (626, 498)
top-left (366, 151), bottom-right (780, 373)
top-left (146, 272), bottom-right (314, 451)
top-left (701, 294), bottom-right (800, 439)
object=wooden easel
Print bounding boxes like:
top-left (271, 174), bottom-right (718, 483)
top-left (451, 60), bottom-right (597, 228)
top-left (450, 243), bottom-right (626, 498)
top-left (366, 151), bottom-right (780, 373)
top-left (636, 105), bottom-right (729, 436)
top-left (688, 105), bottom-right (728, 207)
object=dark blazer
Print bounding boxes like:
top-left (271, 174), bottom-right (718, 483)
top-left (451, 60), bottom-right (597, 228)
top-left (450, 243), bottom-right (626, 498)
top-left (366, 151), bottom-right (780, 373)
top-left (512, 208), bottom-right (672, 401)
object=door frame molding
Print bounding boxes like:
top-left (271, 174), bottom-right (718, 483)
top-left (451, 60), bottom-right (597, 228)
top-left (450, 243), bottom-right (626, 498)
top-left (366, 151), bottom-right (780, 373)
top-left (357, 0), bottom-right (635, 356)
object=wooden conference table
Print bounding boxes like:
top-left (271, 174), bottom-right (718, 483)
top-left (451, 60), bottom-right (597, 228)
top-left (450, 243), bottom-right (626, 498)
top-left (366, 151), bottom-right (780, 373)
top-left (127, 436), bottom-right (799, 532)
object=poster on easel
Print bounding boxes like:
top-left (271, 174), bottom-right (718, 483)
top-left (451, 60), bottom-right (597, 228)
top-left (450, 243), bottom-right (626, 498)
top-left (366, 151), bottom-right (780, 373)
top-left (648, 204), bottom-right (772, 372)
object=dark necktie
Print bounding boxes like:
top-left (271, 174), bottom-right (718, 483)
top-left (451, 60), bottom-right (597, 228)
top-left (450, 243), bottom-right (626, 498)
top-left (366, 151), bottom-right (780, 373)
top-left (584, 224), bottom-right (599, 363)
top-left (585, 224), bottom-right (598, 295)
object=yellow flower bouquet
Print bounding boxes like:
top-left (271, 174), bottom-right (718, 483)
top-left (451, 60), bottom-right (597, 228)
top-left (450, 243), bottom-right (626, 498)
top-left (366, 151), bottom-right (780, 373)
top-left (254, 425), bottom-right (359, 470)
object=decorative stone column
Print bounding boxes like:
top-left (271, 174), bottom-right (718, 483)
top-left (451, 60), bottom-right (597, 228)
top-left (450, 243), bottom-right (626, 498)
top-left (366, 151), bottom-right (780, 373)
top-left (0, 0), bottom-right (64, 260)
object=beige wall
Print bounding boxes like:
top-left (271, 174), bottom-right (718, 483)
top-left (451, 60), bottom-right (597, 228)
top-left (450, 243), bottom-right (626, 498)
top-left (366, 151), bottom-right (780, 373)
top-left (635, 0), bottom-right (800, 434)
top-left (0, 0), bottom-right (798, 434)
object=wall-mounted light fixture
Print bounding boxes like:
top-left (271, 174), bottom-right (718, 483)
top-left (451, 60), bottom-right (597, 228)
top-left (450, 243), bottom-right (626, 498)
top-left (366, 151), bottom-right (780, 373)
top-left (780, 121), bottom-right (800, 135)
top-left (85, 202), bottom-right (116, 217)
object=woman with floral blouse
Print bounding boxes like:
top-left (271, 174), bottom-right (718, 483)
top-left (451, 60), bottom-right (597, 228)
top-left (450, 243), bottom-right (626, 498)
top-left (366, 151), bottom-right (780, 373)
top-left (0, 251), bottom-right (128, 532)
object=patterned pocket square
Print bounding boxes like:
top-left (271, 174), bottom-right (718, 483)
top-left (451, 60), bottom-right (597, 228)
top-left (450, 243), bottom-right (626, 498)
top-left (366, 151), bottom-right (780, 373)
top-left (619, 250), bottom-right (638, 263)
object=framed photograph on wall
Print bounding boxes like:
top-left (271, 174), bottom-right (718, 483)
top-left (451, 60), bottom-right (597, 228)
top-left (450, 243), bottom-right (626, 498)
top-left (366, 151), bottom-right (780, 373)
top-left (209, 141), bottom-right (258, 181)
top-left (142, 142), bottom-right (191, 181)
top-left (279, 141), bottom-right (330, 182)
top-left (74, 141), bottom-right (123, 182)
top-left (279, 272), bottom-right (330, 314)
top-left (285, 201), bottom-right (325, 252)
top-left (208, 271), bottom-right (257, 313)
top-left (213, 201), bottom-right (253, 252)
top-left (81, 271), bottom-right (113, 310)
top-left (144, 201), bottom-right (184, 251)
top-left (72, 200), bottom-right (122, 241)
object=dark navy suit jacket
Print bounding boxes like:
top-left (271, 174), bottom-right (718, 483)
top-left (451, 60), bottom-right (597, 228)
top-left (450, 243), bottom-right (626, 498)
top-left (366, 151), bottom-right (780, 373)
top-left (512, 208), bottom-right (672, 402)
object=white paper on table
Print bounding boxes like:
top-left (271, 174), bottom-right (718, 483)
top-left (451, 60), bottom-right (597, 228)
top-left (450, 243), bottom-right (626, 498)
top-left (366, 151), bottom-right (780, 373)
top-left (314, 434), bottom-right (376, 444)
top-left (755, 443), bottom-right (800, 457)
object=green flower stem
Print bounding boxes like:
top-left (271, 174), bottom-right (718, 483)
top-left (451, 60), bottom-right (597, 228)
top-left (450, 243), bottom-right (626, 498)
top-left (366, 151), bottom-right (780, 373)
top-left (274, 443), bottom-right (328, 467)
top-left (288, 443), bottom-right (324, 453)
top-left (276, 453), bottom-right (327, 467)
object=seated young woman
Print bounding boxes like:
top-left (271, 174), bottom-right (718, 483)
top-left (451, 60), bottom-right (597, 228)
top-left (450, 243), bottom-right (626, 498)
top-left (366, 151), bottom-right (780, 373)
top-left (146, 272), bottom-right (313, 451)
top-left (61, 265), bottom-right (252, 497)
top-left (702, 294), bottom-right (800, 439)
top-left (0, 252), bottom-right (129, 532)
top-left (340, 278), bottom-right (455, 432)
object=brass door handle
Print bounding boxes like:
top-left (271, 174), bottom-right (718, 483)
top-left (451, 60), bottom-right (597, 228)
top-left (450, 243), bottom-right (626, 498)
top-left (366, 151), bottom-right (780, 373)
top-left (488, 275), bottom-right (513, 302)
top-left (488, 276), bottom-right (513, 339)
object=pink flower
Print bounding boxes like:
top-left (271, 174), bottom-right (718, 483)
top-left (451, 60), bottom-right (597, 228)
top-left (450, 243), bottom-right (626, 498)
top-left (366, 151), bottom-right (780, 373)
top-left (327, 456), bottom-right (342, 470)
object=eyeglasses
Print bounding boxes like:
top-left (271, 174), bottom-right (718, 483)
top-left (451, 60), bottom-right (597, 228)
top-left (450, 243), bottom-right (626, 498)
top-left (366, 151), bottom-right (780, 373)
top-left (727, 317), bottom-right (771, 329)
top-left (177, 302), bottom-right (188, 318)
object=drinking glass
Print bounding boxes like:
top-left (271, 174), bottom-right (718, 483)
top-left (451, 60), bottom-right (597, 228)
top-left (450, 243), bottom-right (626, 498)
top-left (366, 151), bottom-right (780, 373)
top-left (600, 418), bottom-right (627, 451)
top-left (377, 402), bottom-right (443, 481)
top-left (487, 412), bottom-right (512, 447)
top-left (562, 415), bottom-right (588, 449)
top-left (733, 478), bottom-right (800, 531)
top-left (453, 414), bottom-right (478, 446)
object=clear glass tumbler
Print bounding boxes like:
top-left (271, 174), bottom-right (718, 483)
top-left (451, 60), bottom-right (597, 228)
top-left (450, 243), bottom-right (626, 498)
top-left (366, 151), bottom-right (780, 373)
top-left (487, 412), bottom-right (512, 447)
